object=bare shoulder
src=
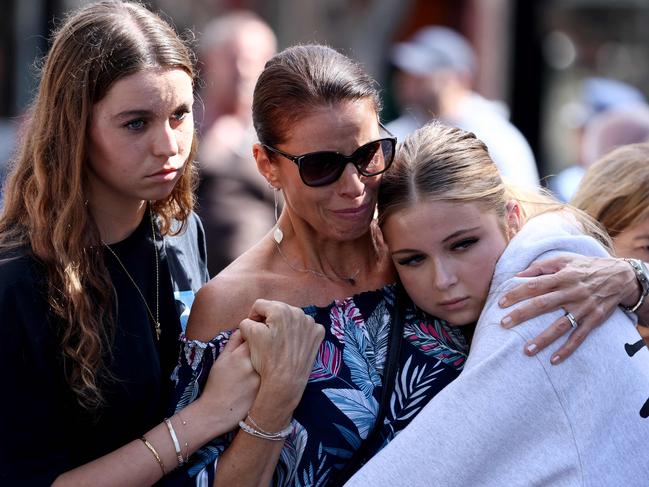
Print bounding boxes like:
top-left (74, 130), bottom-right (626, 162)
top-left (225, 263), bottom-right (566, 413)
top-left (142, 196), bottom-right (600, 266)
top-left (186, 246), bottom-right (276, 341)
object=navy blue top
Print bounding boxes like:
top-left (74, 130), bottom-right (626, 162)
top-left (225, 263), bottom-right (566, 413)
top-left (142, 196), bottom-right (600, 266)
top-left (168, 284), bottom-right (468, 486)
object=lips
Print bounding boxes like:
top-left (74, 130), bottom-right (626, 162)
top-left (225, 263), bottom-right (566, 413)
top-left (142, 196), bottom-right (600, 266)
top-left (331, 203), bottom-right (372, 218)
top-left (438, 297), bottom-right (469, 310)
top-left (150, 167), bottom-right (180, 177)
top-left (146, 166), bottom-right (183, 182)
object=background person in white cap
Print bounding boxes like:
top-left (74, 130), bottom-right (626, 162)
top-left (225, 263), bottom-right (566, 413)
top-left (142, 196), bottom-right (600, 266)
top-left (387, 25), bottom-right (540, 188)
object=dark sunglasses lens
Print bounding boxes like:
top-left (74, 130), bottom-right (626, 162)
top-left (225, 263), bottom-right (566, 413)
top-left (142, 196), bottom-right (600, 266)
top-left (300, 153), bottom-right (346, 186)
top-left (356, 139), bottom-right (393, 176)
top-left (299, 138), bottom-right (395, 186)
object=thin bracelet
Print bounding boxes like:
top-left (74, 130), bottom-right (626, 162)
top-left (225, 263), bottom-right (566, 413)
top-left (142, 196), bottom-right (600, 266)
top-left (140, 436), bottom-right (166, 475)
top-left (238, 420), bottom-right (292, 441)
top-left (246, 413), bottom-right (291, 437)
top-left (164, 418), bottom-right (184, 467)
top-left (238, 413), bottom-right (292, 441)
top-left (626, 293), bottom-right (646, 314)
top-left (622, 258), bottom-right (649, 313)
top-left (177, 412), bottom-right (190, 464)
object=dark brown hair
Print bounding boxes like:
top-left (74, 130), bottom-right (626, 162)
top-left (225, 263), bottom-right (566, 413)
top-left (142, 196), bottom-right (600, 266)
top-left (0, 0), bottom-right (197, 409)
top-left (252, 44), bottom-right (381, 146)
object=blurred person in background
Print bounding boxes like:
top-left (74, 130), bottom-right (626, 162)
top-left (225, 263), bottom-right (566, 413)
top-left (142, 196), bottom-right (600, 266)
top-left (572, 142), bottom-right (649, 346)
top-left (387, 25), bottom-right (540, 188)
top-left (195, 11), bottom-right (278, 276)
top-left (550, 77), bottom-right (647, 201)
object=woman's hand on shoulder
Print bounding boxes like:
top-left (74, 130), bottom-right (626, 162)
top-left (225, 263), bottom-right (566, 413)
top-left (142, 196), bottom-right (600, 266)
top-left (240, 299), bottom-right (325, 423)
top-left (498, 254), bottom-right (637, 364)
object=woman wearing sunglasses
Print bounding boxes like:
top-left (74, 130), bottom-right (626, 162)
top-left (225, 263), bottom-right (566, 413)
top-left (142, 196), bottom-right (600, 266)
top-left (169, 44), bottom-right (648, 486)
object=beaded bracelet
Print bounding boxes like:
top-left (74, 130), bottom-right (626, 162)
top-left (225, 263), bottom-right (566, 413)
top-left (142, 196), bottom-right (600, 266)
top-left (238, 414), bottom-right (292, 441)
top-left (177, 412), bottom-right (190, 464)
top-left (140, 436), bottom-right (166, 475)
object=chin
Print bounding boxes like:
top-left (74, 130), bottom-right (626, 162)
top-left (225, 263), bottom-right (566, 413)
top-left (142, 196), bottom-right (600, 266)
top-left (331, 224), bottom-right (372, 242)
top-left (144, 184), bottom-right (179, 201)
top-left (436, 310), bottom-right (480, 327)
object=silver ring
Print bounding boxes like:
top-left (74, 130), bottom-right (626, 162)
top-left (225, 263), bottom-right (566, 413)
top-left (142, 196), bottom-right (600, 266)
top-left (564, 311), bottom-right (579, 329)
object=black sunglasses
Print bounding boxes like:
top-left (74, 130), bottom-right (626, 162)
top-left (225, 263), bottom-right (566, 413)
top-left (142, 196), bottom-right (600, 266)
top-left (262, 125), bottom-right (397, 187)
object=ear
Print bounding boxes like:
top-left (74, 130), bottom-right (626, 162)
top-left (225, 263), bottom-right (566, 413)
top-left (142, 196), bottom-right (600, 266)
top-left (505, 199), bottom-right (523, 241)
top-left (253, 143), bottom-right (281, 189)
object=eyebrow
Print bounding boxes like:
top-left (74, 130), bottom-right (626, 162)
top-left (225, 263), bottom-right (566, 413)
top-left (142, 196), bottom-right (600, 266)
top-left (442, 226), bottom-right (481, 243)
top-left (113, 109), bottom-right (152, 120)
top-left (112, 102), bottom-right (192, 120)
top-left (390, 226), bottom-right (481, 256)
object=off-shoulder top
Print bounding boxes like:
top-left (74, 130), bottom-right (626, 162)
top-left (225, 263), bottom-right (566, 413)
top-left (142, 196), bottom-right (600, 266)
top-left (167, 284), bottom-right (468, 486)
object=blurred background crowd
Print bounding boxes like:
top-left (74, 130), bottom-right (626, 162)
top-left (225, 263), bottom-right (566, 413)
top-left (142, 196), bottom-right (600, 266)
top-left (2, 0), bottom-right (649, 275)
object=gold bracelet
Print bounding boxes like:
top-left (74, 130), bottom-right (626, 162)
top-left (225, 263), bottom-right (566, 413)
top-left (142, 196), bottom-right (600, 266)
top-left (140, 436), bottom-right (166, 475)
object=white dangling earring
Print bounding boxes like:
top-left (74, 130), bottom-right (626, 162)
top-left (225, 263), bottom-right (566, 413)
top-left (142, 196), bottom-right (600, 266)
top-left (272, 186), bottom-right (283, 244)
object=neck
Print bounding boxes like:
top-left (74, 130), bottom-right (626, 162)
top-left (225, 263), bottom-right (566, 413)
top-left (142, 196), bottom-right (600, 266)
top-left (89, 200), bottom-right (147, 244)
top-left (275, 215), bottom-right (391, 286)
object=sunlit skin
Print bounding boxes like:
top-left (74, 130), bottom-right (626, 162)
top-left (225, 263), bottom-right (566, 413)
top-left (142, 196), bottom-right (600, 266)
top-left (611, 216), bottom-right (649, 344)
top-left (257, 99), bottom-right (382, 242)
top-left (383, 200), bottom-right (519, 326)
top-left (613, 216), bottom-right (649, 262)
top-left (87, 67), bottom-right (195, 216)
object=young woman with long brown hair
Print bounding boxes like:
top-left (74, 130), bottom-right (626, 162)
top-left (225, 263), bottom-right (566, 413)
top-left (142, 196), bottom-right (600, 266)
top-left (0, 2), bottom-right (321, 485)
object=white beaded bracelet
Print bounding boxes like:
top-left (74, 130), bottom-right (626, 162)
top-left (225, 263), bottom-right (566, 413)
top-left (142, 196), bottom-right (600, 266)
top-left (238, 415), bottom-right (292, 441)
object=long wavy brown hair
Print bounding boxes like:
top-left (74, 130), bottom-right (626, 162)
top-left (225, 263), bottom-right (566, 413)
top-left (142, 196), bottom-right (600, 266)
top-left (0, 0), bottom-right (198, 410)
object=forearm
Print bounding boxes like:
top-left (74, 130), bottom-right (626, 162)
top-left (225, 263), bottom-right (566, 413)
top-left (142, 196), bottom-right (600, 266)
top-left (214, 388), bottom-right (296, 487)
top-left (214, 431), bottom-right (285, 487)
top-left (53, 399), bottom-right (234, 486)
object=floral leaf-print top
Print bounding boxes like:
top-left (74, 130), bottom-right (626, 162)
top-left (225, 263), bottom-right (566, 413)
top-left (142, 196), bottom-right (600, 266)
top-left (168, 284), bottom-right (468, 486)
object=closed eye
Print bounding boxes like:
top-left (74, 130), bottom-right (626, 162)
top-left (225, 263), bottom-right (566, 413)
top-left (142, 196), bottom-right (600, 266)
top-left (451, 237), bottom-right (479, 251)
top-left (396, 253), bottom-right (425, 266)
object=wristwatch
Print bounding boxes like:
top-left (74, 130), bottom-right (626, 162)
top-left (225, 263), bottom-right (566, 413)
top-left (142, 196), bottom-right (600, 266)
top-left (622, 258), bottom-right (649, 313)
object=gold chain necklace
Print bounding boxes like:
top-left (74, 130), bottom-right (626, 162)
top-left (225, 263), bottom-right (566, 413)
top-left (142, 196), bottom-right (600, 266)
top-left (102, 207), bottom-right (161, 340)
top-left (273, 238), bottom-right (360, 286)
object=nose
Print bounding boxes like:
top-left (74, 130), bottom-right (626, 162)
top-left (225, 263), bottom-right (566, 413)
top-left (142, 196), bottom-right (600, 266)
top-left (433, 257), bottom-right (458, 291)
top-left (335, 162), bottom-right (365, 198)
top-left (152, 121), bottom-right (179, 158)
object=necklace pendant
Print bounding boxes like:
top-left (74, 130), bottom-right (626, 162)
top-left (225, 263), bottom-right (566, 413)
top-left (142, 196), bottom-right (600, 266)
top-left (155, 323), bottom-right (161, 340)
